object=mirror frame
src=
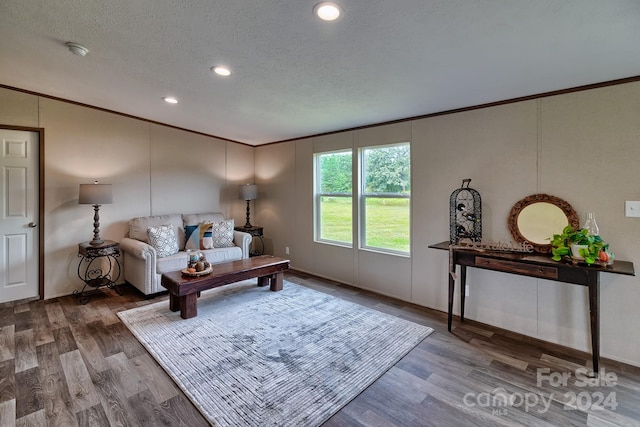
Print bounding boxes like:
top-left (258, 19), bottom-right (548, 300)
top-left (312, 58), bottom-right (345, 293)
top-left (508, 194), bottom-right (579, 253)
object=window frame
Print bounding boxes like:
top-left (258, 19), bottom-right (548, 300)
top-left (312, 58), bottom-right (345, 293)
top-left (313, 149), bottom-right (353, 247)
top-left (313, 142), bottom-right (411, 256)
top-left (358, 142), bottom-right (411, 256)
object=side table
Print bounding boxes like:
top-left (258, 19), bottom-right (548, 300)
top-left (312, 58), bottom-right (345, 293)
top-left (235, 226), bottom-right (264, 257)
top-left (75, 240), bottom-right (123, 304)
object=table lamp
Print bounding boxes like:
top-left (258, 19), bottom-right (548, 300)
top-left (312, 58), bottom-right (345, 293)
top-left (79, 181), bottom-right (113, 246)
top-left (240, 184), bottom-right (257, 228)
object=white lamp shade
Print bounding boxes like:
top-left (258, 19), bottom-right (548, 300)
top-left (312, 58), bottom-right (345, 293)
top-left (240, 184), bottom-right (258, 201)
top-left (79, 183), bottom-right (113, 205)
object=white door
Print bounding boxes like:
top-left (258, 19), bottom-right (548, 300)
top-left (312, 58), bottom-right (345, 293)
top-left (0, 129), bottom-right (39, 303)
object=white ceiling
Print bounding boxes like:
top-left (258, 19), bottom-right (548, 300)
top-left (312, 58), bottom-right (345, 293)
top-left (1, 1), bottom-right (639, 146)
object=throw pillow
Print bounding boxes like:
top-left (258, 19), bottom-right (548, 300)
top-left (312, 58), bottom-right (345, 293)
top-left (198, 222), bottom-right (214, 249)
top-left (210, 219), bottom-right (235, 248)
top-left (185, 224), bottom-right (213, 250)
top-left (147, 224), bottom-right (179, 258)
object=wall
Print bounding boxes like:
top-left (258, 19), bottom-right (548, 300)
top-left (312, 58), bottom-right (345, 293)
top-left (0, 87), bottom-right (254, 299)
top-left (255, 81), bottom-right (640, 367)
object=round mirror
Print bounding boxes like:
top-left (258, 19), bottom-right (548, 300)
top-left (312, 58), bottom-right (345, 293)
top-left (508, 194), bottom-right (579, 253)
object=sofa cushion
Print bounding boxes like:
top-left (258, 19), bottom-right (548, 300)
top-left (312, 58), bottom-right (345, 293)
top-left (155, 247), bottom-right (243, 274)
top-left (204, 246), bottom-right (242, 263)
top-left (155, 251), bottom-right (189, 275)
top-left (210, 219), bottom-right (235, 248)
top-left (185, 223), bottom-right (213, 250)
top-left (130, 214), bottom-right (185, 248)
top-left (147, 224), bottom-right (180, 258)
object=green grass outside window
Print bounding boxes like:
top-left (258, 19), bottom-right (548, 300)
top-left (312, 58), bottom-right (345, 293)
top-left (320, 197), bottom-right (410, 252)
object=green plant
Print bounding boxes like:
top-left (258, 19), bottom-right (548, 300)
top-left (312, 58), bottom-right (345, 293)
top-left (550, 225), bottom-right (607, 265)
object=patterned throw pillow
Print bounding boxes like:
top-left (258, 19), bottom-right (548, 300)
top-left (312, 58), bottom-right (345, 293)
top-left (185, 224), bottom-right (213, 250)
top-left (147, 224), bottom-right (179, 258)
top-left (210, 219), bottom-right (235, 248)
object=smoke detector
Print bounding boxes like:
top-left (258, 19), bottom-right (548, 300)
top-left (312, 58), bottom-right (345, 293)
top-left (66, 42), bottom-right (89, 57)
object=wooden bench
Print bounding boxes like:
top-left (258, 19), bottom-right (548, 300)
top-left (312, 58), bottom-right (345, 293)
top-left (160, 255), bottom-right (290, 319)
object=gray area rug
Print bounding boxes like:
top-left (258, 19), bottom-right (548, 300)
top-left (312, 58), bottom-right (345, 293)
top-left (118, 280), bottom-right (433, 426)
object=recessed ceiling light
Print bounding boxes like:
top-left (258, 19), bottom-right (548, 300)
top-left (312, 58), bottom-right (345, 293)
top-left (313, 2), bottom-right (343, 21)
top-left (212, 66), bottom-right (232, 77)
top-left (163, 97), bottom-right (178, 104)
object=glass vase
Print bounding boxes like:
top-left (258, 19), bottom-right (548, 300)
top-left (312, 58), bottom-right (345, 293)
top-left (583, 212), bottom-right (599, 236)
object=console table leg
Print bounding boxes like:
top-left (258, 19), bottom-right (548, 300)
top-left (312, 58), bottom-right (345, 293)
top-left (448, 269), bottom-right (455, 332)
top-left (588, 275), bottom-right (600, 376)
top-left (460, 265), bottom-right (467, 323)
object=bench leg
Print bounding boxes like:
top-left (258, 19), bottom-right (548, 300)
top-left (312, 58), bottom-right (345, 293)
top-left (169, 293), bottom-right (179, 312)
top-left (180, 293), bottom-right (198, 319)
top-left (270, 272), bottom-right (283, 291)
top-left (257, 276), bottom-right (269, 287)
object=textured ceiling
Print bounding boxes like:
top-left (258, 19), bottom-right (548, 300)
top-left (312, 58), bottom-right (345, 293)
top-left (1, 1), bottom-right (640, 145)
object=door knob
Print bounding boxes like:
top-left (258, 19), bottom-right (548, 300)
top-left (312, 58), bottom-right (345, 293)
top-left (28, 222), bottom-right (37, 228)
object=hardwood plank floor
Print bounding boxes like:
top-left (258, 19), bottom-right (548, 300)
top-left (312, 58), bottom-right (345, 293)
top-left (1, 270), bottom-right (639, 426)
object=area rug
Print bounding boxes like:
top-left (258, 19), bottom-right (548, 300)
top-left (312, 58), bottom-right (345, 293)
top-left (118, 280), bottom-right (433, 426)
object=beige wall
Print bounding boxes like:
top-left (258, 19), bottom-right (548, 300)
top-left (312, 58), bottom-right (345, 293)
top-left (0, 87), bottom-right (254, 299)
top-left (256, 81), bottom-right (640, 367)
top-left (254, 141), bottom-right (297, 257)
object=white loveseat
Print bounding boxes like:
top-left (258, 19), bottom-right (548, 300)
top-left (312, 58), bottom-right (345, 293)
top-left (119, 212), bottom-right (251, 295)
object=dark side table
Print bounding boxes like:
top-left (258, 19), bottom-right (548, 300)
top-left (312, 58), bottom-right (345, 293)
top-left (235, 226), bottom-right (264, 257)
top-left (75, 240), bottom-right (123, 304)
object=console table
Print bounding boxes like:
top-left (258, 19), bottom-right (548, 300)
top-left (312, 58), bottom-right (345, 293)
top-left (429, 241), bottom-right (635, 373)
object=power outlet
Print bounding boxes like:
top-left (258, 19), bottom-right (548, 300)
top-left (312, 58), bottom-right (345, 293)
top-left (625, 201), bottom-right (640, 217)
top-left (285, 246), bottom-right (290, 255)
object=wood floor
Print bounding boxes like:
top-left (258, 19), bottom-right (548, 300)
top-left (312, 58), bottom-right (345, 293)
top-left (1, 270), bottom-right (639, 427)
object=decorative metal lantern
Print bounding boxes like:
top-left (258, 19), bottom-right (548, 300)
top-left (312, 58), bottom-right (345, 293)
top-left (449, 179), bottom-right (482, 243)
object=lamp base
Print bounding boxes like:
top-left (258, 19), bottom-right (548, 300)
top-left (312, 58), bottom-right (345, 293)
top-left (89, 204), bottom-right (105, 246)
top-left (244, 200), bottom-right (253, 229)
top-left (89, 238), bottom-right (105, 246)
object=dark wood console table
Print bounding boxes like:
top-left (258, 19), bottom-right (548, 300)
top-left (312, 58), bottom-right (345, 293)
top-left (429, 241), bottom-right (635, 373)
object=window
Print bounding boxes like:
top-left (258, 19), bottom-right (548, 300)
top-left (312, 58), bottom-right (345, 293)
top-left (360, 143), bottom-right (410, 254)
top-left (314, 150), bottom-right (353, 245)
top-left (314, 143), bottom-right (410, 255)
